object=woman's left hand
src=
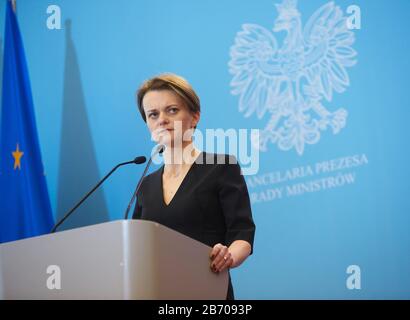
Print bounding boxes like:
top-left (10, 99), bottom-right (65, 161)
top-left (209, 243), bottom-right (234, 273)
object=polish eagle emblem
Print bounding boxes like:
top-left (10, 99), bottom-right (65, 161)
top-left (229, 0), bottom-right (357, 155)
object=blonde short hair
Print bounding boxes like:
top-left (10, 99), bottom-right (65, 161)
top-left (136, 73), bottom-right (200, 127)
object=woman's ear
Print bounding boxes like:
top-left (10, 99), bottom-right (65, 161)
top-left (192, 112), bottom-right (200, 128)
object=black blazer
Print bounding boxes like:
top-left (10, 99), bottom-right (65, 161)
top-left (132, 152), bottom-right (255, 299)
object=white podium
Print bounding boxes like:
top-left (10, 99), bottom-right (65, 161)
top-left (0, 220), bottom-right (228, 300)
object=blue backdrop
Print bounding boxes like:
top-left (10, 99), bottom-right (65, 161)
top-left (0, 0), bottom-right (409, 299)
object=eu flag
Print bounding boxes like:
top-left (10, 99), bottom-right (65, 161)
top-left (0, 1), bottom-right (54, 243)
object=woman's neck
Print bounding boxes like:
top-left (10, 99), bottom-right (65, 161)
top-left (163, 142), bottom-right (201, 177)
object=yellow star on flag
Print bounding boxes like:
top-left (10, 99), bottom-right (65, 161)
top-left (12, 143), bottom-right (24, 170)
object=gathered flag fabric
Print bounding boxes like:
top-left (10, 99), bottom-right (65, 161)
top-left (0, 0), bottom-right (54, 243)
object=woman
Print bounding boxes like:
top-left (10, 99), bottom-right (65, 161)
top-left (132, 73), bottom-right (255, 299)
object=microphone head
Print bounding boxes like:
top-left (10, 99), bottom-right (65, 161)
top-left (133, 156), bottom-right (146, 164)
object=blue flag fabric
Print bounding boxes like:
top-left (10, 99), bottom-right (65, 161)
top-left (0, 1), bottom-right (54, 243)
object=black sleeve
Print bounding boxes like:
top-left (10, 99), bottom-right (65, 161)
top-left (218, 155), bottom-right (256, 253)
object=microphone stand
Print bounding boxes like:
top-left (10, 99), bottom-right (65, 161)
top-left (51, 157), bottom-right (146, 233)
top-left (124, 144), bottom-right (165, 219)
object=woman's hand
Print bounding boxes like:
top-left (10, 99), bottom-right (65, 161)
top-left (209, 240), bottom-right (252, 273)
top-left (209, 243), bottom-right (234, 273)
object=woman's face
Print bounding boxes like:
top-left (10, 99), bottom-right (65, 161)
top-left (142, 90), bottom-right (199, 147)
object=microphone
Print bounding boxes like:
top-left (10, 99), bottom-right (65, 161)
top-left (50, 156), bottom-right (147, 233)
top-left (124, 144), bottom-right (165, 219)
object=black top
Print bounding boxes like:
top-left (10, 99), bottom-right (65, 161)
top-left (132, 152), bottom-right (256, 299)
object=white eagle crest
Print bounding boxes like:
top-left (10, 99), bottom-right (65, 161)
top-left (229, 0), bottom-right (357, 155)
